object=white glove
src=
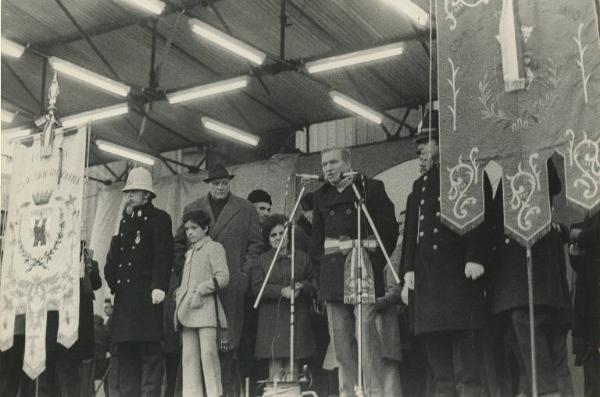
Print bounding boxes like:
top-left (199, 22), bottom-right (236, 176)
top-left (401, 284), bottom-right (409, 306)
top-left (404, 271), bottom-right (415, 290)
top-left (569, 244), bottom-right (583, 256)
top-left (464, 262), bottom-right (485, 280)
top-left (151, 289), bottom-right (165, 304)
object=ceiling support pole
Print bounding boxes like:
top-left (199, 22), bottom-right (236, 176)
top-left (40, 58), bottom-right (48, 113)
top-left (54, 0), bottom-right (123, 81)
top-left (280, 0), bottom-right (288, 60)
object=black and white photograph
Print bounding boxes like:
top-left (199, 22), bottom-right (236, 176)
top-left (1, 1), bottom-right (599, 396)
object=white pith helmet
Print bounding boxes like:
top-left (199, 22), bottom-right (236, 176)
top-left (122, 167), bottom-right (156, 198)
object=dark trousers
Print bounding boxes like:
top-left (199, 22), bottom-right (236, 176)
top-left (237, 298), bottom-right (267, 396)
top-left (583, 351), bottom-right (599, 397)
top-left (164, 352), bottom-right (179, 397)
top-left (574, 317), bottom-right (600, 397)
top-left (220, 349), bottom-right (239, 397)
top-left (116, 341), bottom-right (163, 397)
top-left (0, 335), bottom-right (30, 397)
top-left (510, 308), bottom-right (573, 396)
top-left (108, 355), bottom-right (120, 397)
top-left (399, 338), bottom-right (430, 397)
top-left (423, 330), bottom-right (483, 397)
top-left (480, 327), bottom-right (513, 397)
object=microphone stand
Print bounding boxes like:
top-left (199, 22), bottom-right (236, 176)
top-left (348, 174), bottom-right (399, 397)
top-left (355, 200), bottom-right (365, 397)
top-left (254, 184), bottom-right (307, 388)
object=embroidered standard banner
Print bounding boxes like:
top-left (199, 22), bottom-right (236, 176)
top-left (436, 0), bottom-right (600, 245)
top-left (0, 127), bottom-right (87, 378)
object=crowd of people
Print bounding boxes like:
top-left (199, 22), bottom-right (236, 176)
top-left (0, 118), bottom-right (599, 397)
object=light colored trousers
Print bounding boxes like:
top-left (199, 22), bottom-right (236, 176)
top-left (181, 327), bottom-right (222, 397)
top-left (326, 302), bottom-right (384, 397)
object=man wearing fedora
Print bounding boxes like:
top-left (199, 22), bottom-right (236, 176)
top-left (174, 164), bottom-right (263, 397)
top-left (104, 167), bottom-right (174, 397)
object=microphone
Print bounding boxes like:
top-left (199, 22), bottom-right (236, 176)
top-left (295, 173), bottom-right (325, 181)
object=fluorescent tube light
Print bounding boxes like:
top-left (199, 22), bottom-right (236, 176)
top-left (2, 127), bottom-right (32, 142)
top-left (49, 57), bottom-right (131, 97)
top-left (116, 0), bottom-right (165, 15)
top-left (189, 19), bottom-right (267, 65)
top-left (1, 37), bottom-right (26, 58)
top-left (167, 76), bottom-right (249, 104)
top-left (1, 109), bottom-right (17, 123)
top-left (96, 140), bottom-right (155, 165)
top-left (306, 43), bottom-right (404, 73)
top-left (201, 117), bottom-right (259, 146)
top-left (330, 91), bottom-right (384, 124)
top-left (381, 0), bottom-right (429, 26)
top-left (61, 103), bottom-right (129, 128)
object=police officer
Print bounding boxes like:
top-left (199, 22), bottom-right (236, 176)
top-left (104, 167), bottom-right (173, 397)
top-left (311, 146), bottom-right (398, 396)
top-left (402, 117), bottom-right (490, 397)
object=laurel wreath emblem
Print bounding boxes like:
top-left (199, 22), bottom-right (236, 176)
top-left (478, 57), bottom-right (560, 133)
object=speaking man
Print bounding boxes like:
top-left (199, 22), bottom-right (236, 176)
top-left (311, 147), bottom-right (398, 397)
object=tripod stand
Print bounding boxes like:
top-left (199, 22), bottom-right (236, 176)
top-left (346, 176), bottom-right (399, 397)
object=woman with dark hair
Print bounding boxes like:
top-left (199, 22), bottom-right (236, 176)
top-left (251, 214), bottom-right (317, 381)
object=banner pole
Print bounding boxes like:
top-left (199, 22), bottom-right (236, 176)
top-left (526, 246), bottom-right (538, 397)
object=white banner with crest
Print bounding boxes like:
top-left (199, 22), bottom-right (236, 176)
top-left (0, 126), bottom-right (87, 379)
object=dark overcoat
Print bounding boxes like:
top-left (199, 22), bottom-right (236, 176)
top-left (570, 211), bottom-right (600, 359)
top-left (402, 165), bottom-right (490, 335)
top-left (104, 201), bottom-right (173, 343)
top-left (400, 190), bottom-right (419, 335)
top-left (173, 193), bottom-right (263, 347)
top-left (47, 258), bottom-right (102, 360)
top-left (251, 249), bottom-right (316, 359)
top-left (487, 162), bottom-right (572, 318)
top-left (311, 178), bottom-right (398, 302)
top-left (570, 212), bottom-right (600, 321)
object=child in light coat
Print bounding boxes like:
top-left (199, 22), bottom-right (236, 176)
top-left (174, 210), bottom-right (229, 397)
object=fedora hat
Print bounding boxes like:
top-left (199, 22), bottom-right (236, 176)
top-left (122, 167), bottom-right (156, 198)
top-left (204, 164), bottom-right (235, 183)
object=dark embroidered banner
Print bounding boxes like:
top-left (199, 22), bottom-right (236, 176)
top-left (436, 0), bottom-right (600, 246)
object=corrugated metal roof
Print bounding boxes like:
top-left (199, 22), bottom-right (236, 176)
top-left (2, 0), bottom-right (435, 165)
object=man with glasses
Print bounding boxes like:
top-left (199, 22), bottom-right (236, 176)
top-left (174, 164), bottom-right (263, 397)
